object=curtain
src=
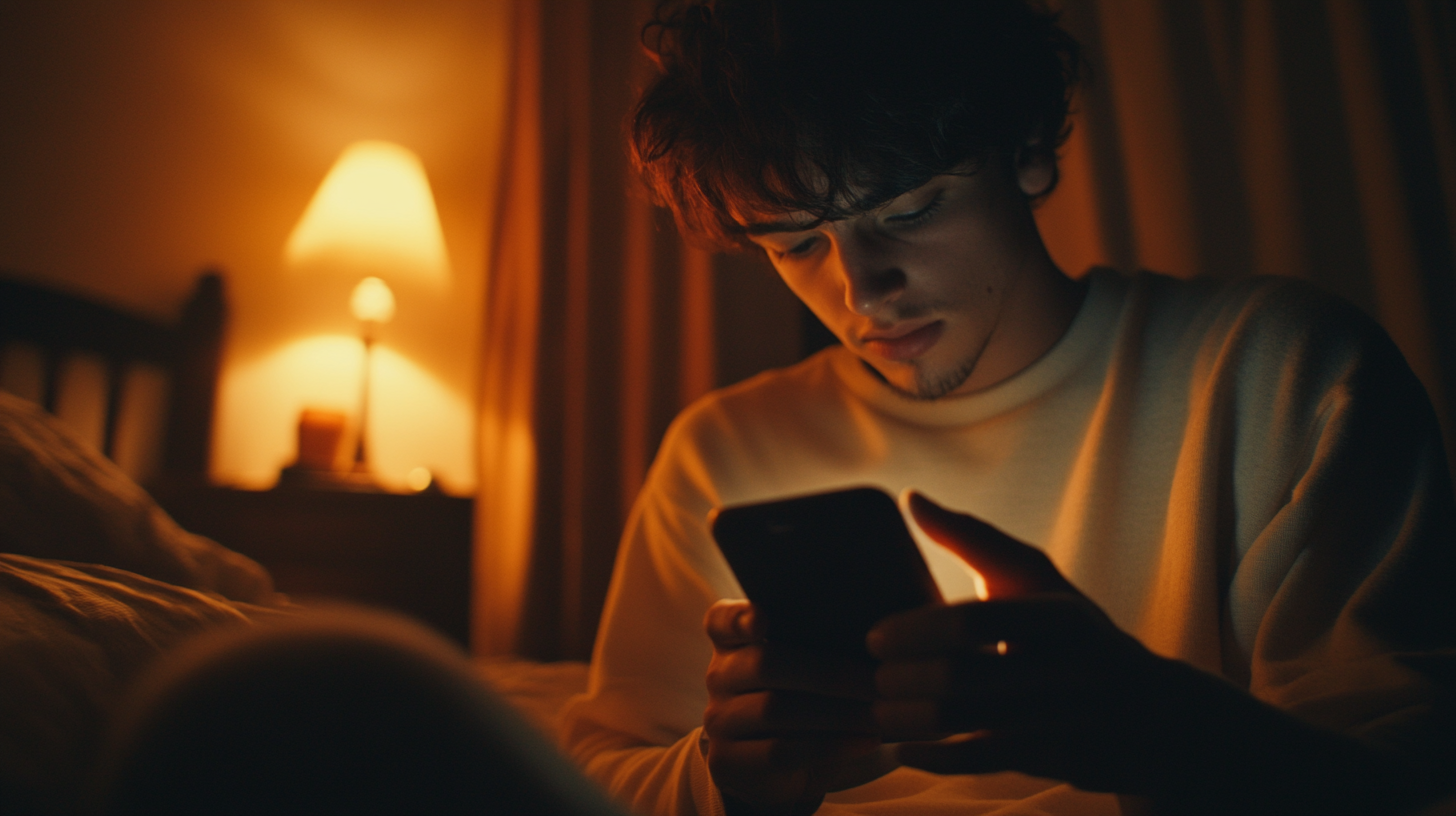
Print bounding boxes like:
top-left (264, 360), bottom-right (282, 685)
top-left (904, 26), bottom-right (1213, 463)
top-left (474, 0), bottom-right (1456, 660)
top-left (473, 0), bottom-right (723, 660)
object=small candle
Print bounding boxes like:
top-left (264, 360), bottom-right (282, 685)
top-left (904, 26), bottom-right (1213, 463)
top-left (296, 408), bottom-right (347, 471)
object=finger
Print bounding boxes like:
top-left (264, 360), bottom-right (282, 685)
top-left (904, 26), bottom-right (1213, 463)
top-left (759, 644), bottom-right (877, 700)
top-left (866, 604), bottom-right (967, 659)
top-left (709, 643), bottom-right (877, 700)
top-left (872, 700), bottom-right (948, 741)
top-left (705, 599), bottom-right (763, 649)
top-left (706, 690), bottom-right (878, 738)
top-left (867, 595), bottom-right (1090, 660)
top-left (874, 658), bottom-right (951, 698)
top-left (894, 731), bottom-right (1025, 776)
top-left (874, 659), bottom-right (1063, 735)
top-left (907, 492), bottom-right (1078, 597)
top-left (711, 733), bottom-right (883, 773)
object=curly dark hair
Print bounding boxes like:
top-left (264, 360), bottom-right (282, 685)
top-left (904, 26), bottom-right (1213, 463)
top-left (630, 0), bottom-right (1083, 249)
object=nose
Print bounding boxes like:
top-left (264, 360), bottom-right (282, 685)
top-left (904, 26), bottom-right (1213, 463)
top-left (831, 231), bottom-right (906, 316)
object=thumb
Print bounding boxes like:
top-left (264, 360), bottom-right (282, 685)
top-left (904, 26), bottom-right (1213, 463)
top-left (703, 599), bottom-right (762, 648)
top-left (906, 492), bottom-right (1077, 598)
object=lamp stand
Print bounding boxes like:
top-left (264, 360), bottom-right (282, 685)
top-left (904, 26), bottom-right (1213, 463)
top-left (352, 326), bottom-right (376, 474)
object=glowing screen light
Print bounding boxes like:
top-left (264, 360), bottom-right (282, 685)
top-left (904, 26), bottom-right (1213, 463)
top-left (284, 140), bottom-right (451, 286)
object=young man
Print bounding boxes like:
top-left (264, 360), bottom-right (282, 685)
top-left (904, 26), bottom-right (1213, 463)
top-left (561, 2), bottom-right (1456, 814)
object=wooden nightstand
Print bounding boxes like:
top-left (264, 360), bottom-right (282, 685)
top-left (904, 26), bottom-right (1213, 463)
top-left (154, 482), bottom-right (474, 647)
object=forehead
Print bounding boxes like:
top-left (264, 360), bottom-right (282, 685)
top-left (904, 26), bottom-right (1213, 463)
top-left (739, 212), bottom-right (828, 237)
top-left (728, 184), bottom-right (889, 237)
top-left (731, 175), bottom-right (947, 239)
top-left (725, 178), bottom-right (834, 237)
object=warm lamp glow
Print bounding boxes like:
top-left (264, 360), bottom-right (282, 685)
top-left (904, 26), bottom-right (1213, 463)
top-left (406, 467), bottom-right (434, 492)
top-left (284, 140), bottom-right (451, 286)
top-left (215, 335), bottom-right (476, 493)
top-left (351, 277), bottom-right (396, 323)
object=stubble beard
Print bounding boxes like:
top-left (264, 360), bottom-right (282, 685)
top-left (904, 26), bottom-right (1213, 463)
top-left (869, 348), bottom-right (981, 401)
top-left (860, 293), bottom-right (1002, 400)
top-left (863, 301), bottom-right (981, 401)
top-left (899, 293), bottom-right (1010, 400)
top-left (912, 357), bottom-right (979, 400)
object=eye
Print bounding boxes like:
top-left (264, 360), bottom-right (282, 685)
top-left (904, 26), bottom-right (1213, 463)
top-left (885, 192), bottom-right (944, 228)
top-left (780, 235), bottom-right (820, 258)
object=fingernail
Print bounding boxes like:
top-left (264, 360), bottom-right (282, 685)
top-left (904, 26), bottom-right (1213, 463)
top-left (907, 492), bottom-right (949, 526)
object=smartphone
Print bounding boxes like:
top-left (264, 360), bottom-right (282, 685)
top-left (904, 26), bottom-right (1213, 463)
top-left (708, 486), bottom-right (942, 659)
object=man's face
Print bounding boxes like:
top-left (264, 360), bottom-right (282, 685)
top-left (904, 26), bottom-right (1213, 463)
top-left (743, 160), bottom-right (1055, 399)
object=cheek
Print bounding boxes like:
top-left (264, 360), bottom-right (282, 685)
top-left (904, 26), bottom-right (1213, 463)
top-left (776, 267), bottom-right (845, 325)
top-left (930, 230), bottom-right (1017, 299)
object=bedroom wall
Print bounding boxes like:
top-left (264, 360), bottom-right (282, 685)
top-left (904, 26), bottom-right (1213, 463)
top-left (0, 0), bottom-right (511, 493)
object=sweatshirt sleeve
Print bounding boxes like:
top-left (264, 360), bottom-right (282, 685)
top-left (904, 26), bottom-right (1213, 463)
top-left (558, 406), bottom-right (743, 816)
top-left (1223, 286), bottom-right (1456, 779)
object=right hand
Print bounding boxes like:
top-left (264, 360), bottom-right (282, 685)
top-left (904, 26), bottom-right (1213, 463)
top-left (702, 599), bottom-right (882, 815)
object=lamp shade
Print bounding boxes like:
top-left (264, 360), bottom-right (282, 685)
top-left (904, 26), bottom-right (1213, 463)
top-left (284, 141), bottom-right (450, 287)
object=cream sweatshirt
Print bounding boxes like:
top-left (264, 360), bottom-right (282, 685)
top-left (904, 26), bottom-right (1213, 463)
top-left (560, 268), bottom-right (1455, 815)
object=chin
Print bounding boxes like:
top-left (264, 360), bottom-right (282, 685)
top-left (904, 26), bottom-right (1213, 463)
top-left (873, 362), bottom-right (971, 401)
top-left (912, 359), bottom-right (978, 400)
top-left (860, 349), bottom-right (978, 401)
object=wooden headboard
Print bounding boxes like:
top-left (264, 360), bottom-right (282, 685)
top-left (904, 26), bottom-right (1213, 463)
top-left (0, 271), bottom-right (226, 483)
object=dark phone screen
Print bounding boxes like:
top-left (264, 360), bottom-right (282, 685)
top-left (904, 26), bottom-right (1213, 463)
top-left (709, 486), bottom-right (942, 658)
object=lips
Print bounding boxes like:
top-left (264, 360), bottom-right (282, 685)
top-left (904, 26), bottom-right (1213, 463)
top-left (861, 320), bottom-right (944, 362)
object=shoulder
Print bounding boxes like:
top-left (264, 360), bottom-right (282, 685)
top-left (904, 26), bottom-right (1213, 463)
top-left (1130, 272), bottom-right (1433, 458)
top-left (1128, 270), bottom-right (1397, 375)
top-left (1129, 270), bottom-right (1357, 332)
top-left (640, 349), bottom-right (854, 505)
top-left (663, 348), bottom-right (849, 450)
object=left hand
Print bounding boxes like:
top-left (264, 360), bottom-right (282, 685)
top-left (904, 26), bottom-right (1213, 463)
top-left (871, 493), bottom-right (1424, 813)
top-left (867, 492), bottom-right (1190, 795)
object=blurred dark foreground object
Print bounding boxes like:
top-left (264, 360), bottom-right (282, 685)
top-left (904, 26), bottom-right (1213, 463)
top-left (93, 608), bottom-right (625, 816)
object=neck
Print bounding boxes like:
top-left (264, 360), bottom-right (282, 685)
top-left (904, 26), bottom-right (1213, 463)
top-left (951, 243), bottom-right (1086, 396)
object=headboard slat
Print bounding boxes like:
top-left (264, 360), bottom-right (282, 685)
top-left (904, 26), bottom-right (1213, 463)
top-left (0, 271), bottom-right (227, 484)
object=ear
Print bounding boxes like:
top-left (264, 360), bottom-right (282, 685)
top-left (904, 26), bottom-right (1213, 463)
top-left (1014, 148), bottom-right (1056, 199)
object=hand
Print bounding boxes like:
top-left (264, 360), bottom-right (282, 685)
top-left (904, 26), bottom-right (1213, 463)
top-left (867, 492), bottom-right (1191, 795)
top-left (868, 493), bottom-right (1418, 814)
top-left (702, 599), bottom-right (883, 815)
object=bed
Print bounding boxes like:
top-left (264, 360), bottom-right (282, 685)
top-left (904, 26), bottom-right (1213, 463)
top-left (0, 273), bottom-right (596, 814)
top-left (0, 271), bottom-right (222, 488)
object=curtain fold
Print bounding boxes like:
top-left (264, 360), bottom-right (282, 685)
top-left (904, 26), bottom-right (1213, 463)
top-left (476, 0), bottom-right (1456, 659)
top-left (474, 0), bottom-right (717, 660)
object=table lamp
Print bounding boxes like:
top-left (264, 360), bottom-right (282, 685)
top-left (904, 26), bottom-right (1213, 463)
top-left (278, 141), bottom-right (449, 489)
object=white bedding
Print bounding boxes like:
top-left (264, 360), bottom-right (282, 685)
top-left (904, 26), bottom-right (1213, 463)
top-left (476, 657), bottom-right (590, 738)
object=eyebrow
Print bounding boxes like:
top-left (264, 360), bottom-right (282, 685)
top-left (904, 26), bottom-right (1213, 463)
top-left (743, 216), bottom-right (827, 236)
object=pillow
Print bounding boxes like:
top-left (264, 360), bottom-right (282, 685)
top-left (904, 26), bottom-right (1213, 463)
top-left (0, 391), bottom-right (275, 604)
